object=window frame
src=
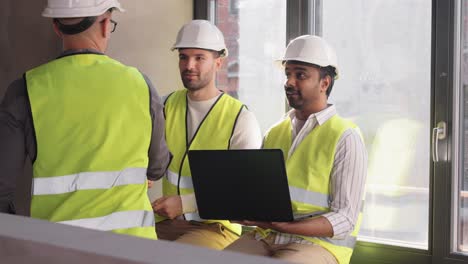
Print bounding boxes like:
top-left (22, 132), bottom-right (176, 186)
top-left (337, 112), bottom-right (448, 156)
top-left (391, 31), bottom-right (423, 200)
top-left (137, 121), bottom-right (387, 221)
top-left (436, 0), bottom-right (468, 262)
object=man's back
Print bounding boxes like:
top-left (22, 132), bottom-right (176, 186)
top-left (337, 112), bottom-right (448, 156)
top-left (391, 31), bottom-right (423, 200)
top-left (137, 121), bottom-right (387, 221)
top-left (26, 54), bottom-right (151, 175)
top-left (26, 53), bottom-right (156, 239)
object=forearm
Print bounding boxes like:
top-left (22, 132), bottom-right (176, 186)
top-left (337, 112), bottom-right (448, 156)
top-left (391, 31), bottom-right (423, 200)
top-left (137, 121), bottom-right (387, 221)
top-left (257, 216), bottom-right (334, 237)
top-left (0, 79), bottom-right (29, 214)
top-left (0, 126), bottom-right (19, 214)
top-left (327, 128), bottom-right (368, 238)
top-left (144, 74), bottom-right (172, 180)
top-left (0, 194), bottom-right (15, 214)
top-left (147, 124), bottom-right (171, 181)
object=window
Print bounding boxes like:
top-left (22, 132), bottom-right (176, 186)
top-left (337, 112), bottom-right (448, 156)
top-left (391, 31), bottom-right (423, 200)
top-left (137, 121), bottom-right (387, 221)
top-left (194, 1), bottom-right (468, 263)
top-left (207, 0), bottom-right (287, 133)
top-left (316, 0), bottom-right (432, 249)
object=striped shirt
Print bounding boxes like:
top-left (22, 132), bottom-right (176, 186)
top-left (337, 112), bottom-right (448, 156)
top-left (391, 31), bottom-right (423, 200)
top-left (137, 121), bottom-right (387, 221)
top-left (259, 104), bottom-right (367, 244)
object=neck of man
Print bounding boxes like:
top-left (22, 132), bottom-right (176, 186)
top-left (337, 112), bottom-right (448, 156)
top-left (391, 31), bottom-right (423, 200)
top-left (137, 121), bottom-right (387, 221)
top-left (187, 82), bottom-right (221, 101)
top-left (295, 100), bottom-right (328, 120)
top-left (62, 36), bottom-right (105, 53)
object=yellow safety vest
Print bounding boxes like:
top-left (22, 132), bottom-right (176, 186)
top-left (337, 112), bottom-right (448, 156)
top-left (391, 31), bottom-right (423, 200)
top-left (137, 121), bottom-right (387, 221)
top-left (26, 53), bottom-right (156, 240)
top-left (263, 115), bottom-right (363, 264)
top-left (158, 89), bottom-right (243, 235)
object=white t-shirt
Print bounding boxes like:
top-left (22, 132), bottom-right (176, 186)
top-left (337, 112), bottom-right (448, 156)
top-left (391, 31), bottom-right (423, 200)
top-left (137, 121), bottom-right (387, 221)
top-left (181, 94), bottom-right (262, 213)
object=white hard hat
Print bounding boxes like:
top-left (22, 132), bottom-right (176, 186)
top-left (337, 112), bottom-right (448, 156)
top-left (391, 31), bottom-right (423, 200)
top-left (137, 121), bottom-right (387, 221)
top-left (42, 0), bottom-right (124, 18)
top-left (279, 35), bottom-right (339, 79)
top-left (172, 20), bottom-right (228, 57)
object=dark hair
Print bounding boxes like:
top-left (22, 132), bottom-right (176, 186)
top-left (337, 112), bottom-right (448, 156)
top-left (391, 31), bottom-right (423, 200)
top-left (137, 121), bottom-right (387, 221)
top-left (211, 50), bottom-right (222, 58)
top-left (178, 48), bottom-right (225, 58)
top-left (54, 17), bottom-right (97, 35)
top-left (53, 8), bottom-right (114, 35)
top-left (318, 66), bottom-right (336, 97)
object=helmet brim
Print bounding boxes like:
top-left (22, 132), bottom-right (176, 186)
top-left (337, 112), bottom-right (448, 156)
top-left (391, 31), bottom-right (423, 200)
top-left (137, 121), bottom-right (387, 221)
top-left (42, 5), bottom-right (124, 18)
top-left (275, 58), bottom-right (339, 80)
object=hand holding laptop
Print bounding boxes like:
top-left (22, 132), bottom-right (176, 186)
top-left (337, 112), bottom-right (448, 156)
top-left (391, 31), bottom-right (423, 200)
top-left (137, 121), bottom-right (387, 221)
top-left (232, 220), bottom-right (292, 233)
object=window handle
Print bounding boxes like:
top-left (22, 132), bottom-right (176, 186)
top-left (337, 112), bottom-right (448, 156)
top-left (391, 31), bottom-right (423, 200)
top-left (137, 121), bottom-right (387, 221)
top-left (432, 121), bottom-right (446, 162)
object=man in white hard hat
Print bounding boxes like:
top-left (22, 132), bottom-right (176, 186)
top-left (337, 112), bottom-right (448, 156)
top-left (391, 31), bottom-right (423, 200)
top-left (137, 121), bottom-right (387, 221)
top-left (225, 35), bottom-right (367, 264)
top-left (151, 20), bottom-right (262, 250)
top-left (0, 0), bottom-right (171, 240)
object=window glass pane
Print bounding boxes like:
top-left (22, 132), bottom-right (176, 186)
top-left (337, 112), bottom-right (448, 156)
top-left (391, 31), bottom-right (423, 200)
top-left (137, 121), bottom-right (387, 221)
top-left (209, 0), bottom-right (287, 133)
top-left (319, 0), bottom-right (431, 249)
top-left (457, 0), bottom-right (468, 255)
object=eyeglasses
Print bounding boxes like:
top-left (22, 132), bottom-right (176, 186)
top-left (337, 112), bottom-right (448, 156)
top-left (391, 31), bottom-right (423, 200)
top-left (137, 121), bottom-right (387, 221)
top-left (100, 19), bottom-right (118, 33)
top-left (109, 19), bottom-right (118, 33)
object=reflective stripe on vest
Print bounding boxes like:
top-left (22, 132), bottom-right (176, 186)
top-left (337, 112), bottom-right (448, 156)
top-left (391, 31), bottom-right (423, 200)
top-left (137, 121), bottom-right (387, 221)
top-left (33, 168), bottom-right (147, 195)
top-left (316, 236), bottom-right (357, 249)
top-left (59, 210), bottom-right (154, 231)
top-left (289, 186), bottom-right (329, 208)
top-left (26, 54), bottom-right (155, 239)
top-left (160, 90), bottom-right (243, 235)
top-left (166, 169), bottom-right (193, 189)
top-left (263, 114), bottom-right (360, 264)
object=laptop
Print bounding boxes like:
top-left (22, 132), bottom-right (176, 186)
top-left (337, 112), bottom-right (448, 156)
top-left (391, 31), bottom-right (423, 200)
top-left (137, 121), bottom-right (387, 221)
top-left (187, 149), bottom-right (294, 222)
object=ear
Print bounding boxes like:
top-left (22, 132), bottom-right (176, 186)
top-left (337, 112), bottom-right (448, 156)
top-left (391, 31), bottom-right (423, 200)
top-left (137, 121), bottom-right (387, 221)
top-left (52, 21), bottom-right (63, 38)
top-left (214, 57), bottom-right (224, 70)
top-left (320, 75), bottom-right (331, 93)
top-left (100, 18), bottom-right (110, 38)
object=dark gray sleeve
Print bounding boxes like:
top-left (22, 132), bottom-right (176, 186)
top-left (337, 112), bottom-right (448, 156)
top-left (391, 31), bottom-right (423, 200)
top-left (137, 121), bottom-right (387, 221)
top-left (142, 74), bottom-right (171, 181)
top-left (0, 78), bottom-right (35, 214)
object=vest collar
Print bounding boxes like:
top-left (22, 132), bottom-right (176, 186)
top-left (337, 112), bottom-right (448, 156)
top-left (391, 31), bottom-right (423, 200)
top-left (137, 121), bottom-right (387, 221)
top-left (57, 49), bottom-right (105, 59)
top-left (287, 104), bottom-right (337, 126)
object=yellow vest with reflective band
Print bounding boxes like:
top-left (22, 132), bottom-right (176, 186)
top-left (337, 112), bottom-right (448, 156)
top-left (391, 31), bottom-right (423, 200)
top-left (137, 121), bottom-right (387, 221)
top-left (26, 54), bottom-right (156, 240)
top-left (263, 115), bottom-right (363, 264)
top-left (157, 89), bottom-right (243, 235)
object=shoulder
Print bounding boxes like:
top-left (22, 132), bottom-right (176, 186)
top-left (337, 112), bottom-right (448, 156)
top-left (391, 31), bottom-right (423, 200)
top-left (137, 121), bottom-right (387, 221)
top-left (2, 78), bottom-right (27, 104)
top-left (98, 56), bottom-right (146, 80)
top-left (338, 126), bottom-right (366, 150)
top-left (236, 107), bottom-right (259, 127)
top-left (219, 93), bottom-right (244, 107)
top-left (1, 77), bottom-right (29, 122)
top-left (163, 90), bottom-right (185, 105)
top-left (329, 115), bottom-right (355, 127)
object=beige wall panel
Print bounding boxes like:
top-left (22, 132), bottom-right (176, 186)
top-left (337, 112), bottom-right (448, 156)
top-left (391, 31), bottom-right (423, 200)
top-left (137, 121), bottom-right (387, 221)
top-left (108, 0), bottom-right (192, 97)
top-left (0, 0), bottom-right (60, 100)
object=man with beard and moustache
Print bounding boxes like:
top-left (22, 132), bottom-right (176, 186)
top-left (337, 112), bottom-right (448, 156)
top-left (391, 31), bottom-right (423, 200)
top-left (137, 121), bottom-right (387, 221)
top-left (224, 35), bottom-right (368, 264)
top-left (151, 20), bottom-right (262, 250)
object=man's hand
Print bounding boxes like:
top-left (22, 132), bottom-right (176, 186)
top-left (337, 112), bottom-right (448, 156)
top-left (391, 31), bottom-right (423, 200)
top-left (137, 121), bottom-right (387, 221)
top-left (232, 220), bottom-right (288, 231)
top-left (233, 220), bottom-right (306, 234)
top-left (234, 217), bottom-right (334, 237)
top-left (152, 195), bottom-right (183, 219)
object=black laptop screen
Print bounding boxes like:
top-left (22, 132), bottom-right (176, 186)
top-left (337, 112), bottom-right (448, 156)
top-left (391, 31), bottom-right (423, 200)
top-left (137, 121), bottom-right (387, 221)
top-left (188, 149), bottom-right (293, 222)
